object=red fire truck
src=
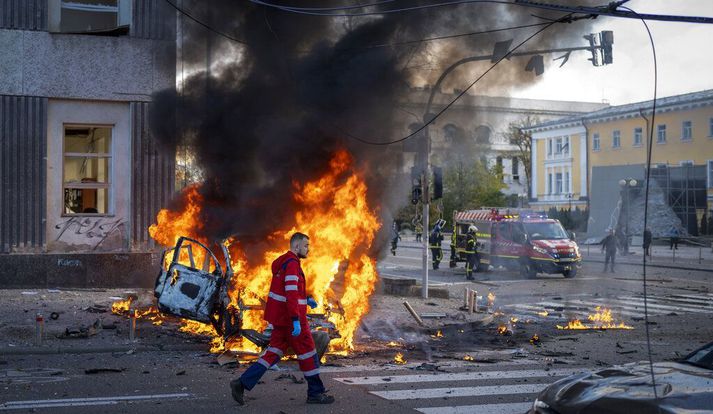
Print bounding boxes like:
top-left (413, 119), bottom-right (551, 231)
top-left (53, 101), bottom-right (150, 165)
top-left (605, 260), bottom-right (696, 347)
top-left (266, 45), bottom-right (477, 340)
top-left (451, 208), bottom-right (581, 278)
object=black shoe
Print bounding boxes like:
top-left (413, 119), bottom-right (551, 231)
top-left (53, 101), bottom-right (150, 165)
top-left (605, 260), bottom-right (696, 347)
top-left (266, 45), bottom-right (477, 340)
top-left (467, 276), bottom-right (475, 281)
top-left (307, 393), bottom-right (335, 404)
top-left (230, 379), bottom-right (245, 405)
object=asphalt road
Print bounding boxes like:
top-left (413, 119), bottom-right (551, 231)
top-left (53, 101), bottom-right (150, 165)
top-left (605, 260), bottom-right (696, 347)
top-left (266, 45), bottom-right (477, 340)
top-left (2, 241), bottom-right (712, 413)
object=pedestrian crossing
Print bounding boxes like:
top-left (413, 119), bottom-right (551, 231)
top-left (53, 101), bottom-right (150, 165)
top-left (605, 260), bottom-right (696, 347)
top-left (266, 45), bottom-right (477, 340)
top-left (504, 292), bottom-right (713, 320)
top-left (332, 365), bottom-right (588, 413)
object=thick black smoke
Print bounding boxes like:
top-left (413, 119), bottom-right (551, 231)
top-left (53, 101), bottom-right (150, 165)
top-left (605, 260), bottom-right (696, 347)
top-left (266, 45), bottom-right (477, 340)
top-left (151, 0), bottom-right (597, 262)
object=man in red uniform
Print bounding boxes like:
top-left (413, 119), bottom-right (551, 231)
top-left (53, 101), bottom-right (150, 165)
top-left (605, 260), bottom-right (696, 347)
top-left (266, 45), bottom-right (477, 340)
top-left (230, 232), bottom-right (335, 405)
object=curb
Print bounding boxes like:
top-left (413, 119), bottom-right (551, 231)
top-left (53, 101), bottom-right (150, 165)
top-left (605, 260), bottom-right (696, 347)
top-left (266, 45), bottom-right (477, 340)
top-left (0, 343), bottom-right (208, 356)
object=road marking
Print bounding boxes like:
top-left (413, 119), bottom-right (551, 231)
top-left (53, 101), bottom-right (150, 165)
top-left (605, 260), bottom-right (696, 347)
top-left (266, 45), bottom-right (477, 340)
top-left (617, 297), bottom-right (713, 314)
top-left (416, 402), bottom-right (533, 414)
top-left (0, 393), bottom-right (192, 411)
top-left (333, 368), bottom-right (584, 385)
top-left (369, 383), bottom-right (546, 400)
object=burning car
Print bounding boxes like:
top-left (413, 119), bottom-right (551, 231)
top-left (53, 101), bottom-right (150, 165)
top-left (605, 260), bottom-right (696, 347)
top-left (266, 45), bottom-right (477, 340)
top-left (530, 341), bottom-right (713, 413)
top-left (153, 236), bottom-right (336, 355)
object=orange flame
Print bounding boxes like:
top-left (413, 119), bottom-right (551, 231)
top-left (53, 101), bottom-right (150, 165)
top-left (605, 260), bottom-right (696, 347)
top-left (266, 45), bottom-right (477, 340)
top-left (557, 307), bottom-right (633, 330)
top-left (149, 150), bottom-right (381, 353)
top-left (463, 355), bottom-right (475, 361)
top-left (111, 298), bottom-right (133, 314)
top-left (487, 292), bottom-right (496, 307)
top-left (393, 352), bottom-right (407, 365)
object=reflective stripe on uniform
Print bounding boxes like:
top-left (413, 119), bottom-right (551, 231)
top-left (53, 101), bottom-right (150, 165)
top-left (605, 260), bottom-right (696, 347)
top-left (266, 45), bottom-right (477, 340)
top-left (268, 292), bottom-right (287, 302)
top-left (297, 350), bottom-right (316, 360)
top-left (285, 285), bottom-right (298, 291)
top-left (284, 275), bottom-right (299, 282)
top-left (266, 347), bottom-right (284, 357)
top-left (298, 299), bottom-right (308, 305)
top-left (257, 358), bottom-right (271, 368)
top-left (303, 368), bottom-right (320, 377)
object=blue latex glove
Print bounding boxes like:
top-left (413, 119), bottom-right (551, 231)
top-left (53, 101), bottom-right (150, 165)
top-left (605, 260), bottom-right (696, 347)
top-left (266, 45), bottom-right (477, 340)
top-left (307, 297), bottom-right (318, 309)
top-left (291, 320), bottom-right (301, 337)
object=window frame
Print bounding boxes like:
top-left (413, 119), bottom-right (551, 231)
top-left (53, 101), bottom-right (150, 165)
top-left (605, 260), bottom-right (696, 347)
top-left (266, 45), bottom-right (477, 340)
top-left (61, 124), bottom-right (114, 217)
top-left (657, 124), bottom-right (667, 144)
top-left (707, 160), bottom-right (713, 189)
top-left (633, 127), bottom-right (642, 147)
top-left (555, 172), bottom-right (563, 195)
top-left (48, 0), bottom-right (132, 34)
top-left (681, 120), bottom-right (692, 141)
top-left (592, 133), bottom-right (600, 151)
top-left (612, 130), bottom-right (621, 148)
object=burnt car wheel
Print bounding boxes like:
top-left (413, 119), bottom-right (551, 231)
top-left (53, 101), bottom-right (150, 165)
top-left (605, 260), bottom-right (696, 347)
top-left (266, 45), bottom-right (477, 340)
top-left (563, 268), bottom-right (577, 278)
top-left (520, 262), bottom-right (537, 279)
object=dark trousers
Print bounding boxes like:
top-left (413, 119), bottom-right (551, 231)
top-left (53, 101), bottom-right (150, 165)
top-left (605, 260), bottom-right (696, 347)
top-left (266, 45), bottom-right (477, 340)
top-left (465, 253), bottom-right (477, 279)
top-left (670, 237), bottom-right (679, 249)
top-left (449, 246), bottom-right (457, 267)
top-left (644, 244), bottom-right (651, 256)
top-left (415, 233), bottom-right (421, 242)
top-left (431, 247), bottom-right (442, 269)
top-left (604, 250), bottom-right (616, 272)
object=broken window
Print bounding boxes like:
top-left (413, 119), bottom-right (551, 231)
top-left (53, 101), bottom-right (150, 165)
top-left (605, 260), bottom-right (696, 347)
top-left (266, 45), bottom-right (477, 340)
top-left (48, 0), bottom-right (132, 34)
top-left (63, 125), bottom-right (112, 215)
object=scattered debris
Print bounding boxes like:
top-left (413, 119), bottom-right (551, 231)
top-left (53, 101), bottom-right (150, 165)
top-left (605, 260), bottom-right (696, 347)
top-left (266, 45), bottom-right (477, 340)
top-left (412, 363), bottom-right (445, 372)
top-left (421, 313), bottom-right (447, 319)
top-left (275, 373), bottom-right (304, 384)
top-left (84, 305), bottom-right (108, 314)
top-left (216, 351), bottom-right (238, 367)
top-left (176, 370), bottom-right (186, 376)
top-left (61, 319), bottom-right (102, 339)
top-left (84, 368), bottom-right (124, 374)
top-left (616, 350), bottom-right (638, 355)
top-left (402, 301), bottom-right (425, 326)
top-left (530, 334), bottom-right (541, 345)
top-left (50, 312), bottom-right (60, 320)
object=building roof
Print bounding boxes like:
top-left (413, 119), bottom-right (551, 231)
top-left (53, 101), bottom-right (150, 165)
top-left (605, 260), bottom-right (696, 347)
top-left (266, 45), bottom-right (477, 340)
top-left (525, 89), bottom-right (713, 132)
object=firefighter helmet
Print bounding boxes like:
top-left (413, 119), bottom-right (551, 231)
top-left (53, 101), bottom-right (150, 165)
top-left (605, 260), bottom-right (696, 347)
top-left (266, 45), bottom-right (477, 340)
top-left (468, 225), bottom-right (478, 233)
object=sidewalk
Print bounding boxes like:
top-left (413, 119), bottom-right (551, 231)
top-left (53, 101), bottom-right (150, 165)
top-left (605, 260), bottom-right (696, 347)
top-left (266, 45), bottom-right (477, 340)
top-left (580, 243), bottom-right (713, 272)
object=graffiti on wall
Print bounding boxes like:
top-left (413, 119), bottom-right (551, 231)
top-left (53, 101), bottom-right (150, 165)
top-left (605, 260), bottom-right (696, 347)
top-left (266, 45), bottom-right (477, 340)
top-left (54, 217), bottom-right (126, 251)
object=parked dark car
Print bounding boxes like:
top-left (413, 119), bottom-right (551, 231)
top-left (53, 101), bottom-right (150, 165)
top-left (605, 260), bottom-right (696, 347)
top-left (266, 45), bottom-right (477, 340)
top-left (530, 341), bottom-right (713, 413)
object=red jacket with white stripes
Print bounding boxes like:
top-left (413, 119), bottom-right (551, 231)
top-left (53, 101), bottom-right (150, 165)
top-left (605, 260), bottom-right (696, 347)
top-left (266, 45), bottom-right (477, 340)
top-left (264, 251), bottom-right (308, 327)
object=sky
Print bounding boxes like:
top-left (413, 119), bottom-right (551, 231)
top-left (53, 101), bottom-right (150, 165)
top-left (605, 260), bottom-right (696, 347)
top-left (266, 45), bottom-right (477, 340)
top-left (510, 1), bottom-right (713, 105)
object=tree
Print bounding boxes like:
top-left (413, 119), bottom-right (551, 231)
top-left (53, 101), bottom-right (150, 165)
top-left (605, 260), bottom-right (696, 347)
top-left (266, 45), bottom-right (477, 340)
top-left (441, 159), bottom-right (507, 222)
top-left (503, 115), bottom-right (540, 198)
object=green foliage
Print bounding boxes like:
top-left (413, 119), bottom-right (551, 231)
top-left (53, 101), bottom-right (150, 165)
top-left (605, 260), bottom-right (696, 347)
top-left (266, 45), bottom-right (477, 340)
top-left (441, 159), bottom-right (507, 222)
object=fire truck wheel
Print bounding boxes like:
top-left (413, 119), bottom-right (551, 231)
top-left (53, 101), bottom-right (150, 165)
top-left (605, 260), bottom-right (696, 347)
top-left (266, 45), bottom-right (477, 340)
top-left (520, 262), bottom-right (537, 279)
top-left (563, 268), bottom-right (577, 278)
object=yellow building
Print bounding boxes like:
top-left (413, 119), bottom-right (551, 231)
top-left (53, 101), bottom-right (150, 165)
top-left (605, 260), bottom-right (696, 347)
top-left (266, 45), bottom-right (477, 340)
top-left (527, 89), bottom-right (713, 217)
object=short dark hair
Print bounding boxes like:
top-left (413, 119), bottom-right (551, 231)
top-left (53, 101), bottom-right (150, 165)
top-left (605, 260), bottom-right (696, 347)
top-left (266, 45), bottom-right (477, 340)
top-left (290, 232), bottom-right (309, 246)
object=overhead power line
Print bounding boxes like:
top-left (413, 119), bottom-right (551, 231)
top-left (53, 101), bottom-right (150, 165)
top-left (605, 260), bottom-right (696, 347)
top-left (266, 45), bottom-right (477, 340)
top-left (164, 0), bottom-right (248, 44)
top-left (251, 0), bottom-right (713, 24)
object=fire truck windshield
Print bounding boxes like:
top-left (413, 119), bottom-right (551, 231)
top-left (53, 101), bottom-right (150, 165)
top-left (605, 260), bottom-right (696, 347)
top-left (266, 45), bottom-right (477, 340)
top-left (524, 222), bottom-right (569, 240)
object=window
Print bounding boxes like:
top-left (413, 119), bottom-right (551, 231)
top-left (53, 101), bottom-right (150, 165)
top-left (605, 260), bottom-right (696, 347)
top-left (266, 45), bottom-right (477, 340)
top-left (512, 157), bottom-right (519, 181)
top-left (680, 160), bottom-right (694, 167)
top-left (709, 118), bottom-right (713, 137)
top-left (555, 137), bottom-right (563, 155)
top-left (564, 171), bottom-right (570, 194)
top-left (612, 130), bottom-right (621, 148)
top-left (592, 133), bottom-right (600, 151)
top-left (708, 160), bottom-right (713, 189)
top-left (63, 125), bottom-right (112, 215)
top-left (633, 127), bottom-right (642, 146)
top-left (555, 172), bottom-right (563, 194)
top-left (657, 124), bottom-right (666, 143)
top-left (682, 121), bottom-right (692, 141)
top-left (496, 222), bottom-right (512, 241)
top-left (49, 0), bottom-right (131, 34)
top-left (547, 173), bottom-right (553, 195)
top-left (562, 136), bottom-right (570, 155)
top-left (547, 139), bottom-right (553, 156)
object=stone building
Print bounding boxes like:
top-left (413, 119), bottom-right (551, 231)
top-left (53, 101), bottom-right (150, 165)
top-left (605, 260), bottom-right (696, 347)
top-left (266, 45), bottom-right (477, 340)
top-left (0, 0), bottom-right (175, 286)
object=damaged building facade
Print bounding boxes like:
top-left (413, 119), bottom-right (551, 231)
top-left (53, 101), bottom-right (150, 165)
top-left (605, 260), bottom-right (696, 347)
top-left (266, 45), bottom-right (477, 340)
top-left (398, 87), bottom-right (607, 199)
top-left (0, 0), bottom-right (176, 287)
top-left (528, 89), bottom-right (713, 238)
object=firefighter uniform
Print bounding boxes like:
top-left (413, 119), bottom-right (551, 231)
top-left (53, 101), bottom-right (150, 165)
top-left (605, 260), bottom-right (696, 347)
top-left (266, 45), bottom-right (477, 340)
top-left (238, 251), bottom-right (325, 398)
top-left (465, 231), bottom-right (478, 280)
top-left (429, 227), bottom-right (443, 270)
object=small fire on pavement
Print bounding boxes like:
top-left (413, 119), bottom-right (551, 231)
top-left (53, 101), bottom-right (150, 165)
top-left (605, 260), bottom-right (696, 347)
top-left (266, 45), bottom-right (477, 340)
top-left (530, 334), bottom-right (540, 345)
top-left (393, 352), bottom-right (407, 365)
top-left (537, 310), bottom-right (549, 317)
top-left (463, 355), bottom-right (475, 361)
top-left (386, 341), bottom-right (403, 347)
top-left (556, 307), bottom-right (633, 330)
top-left (487, 292), bottom-right (496, 308)
top-left (430, 330), bottom-right (444, 339)
top-left (497, 324), bottom-right (512, 336)
top-left (111, 297), bottom-right (164, 326)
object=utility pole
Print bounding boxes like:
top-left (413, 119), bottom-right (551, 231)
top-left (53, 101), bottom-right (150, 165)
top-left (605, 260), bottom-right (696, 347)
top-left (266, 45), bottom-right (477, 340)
top-left (417, 32), bottom-right (614, 298)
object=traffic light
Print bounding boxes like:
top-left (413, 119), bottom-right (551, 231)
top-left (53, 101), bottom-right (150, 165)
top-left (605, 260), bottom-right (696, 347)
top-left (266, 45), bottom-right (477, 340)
top-left (411, 168), bottom-right (422, 205)
top-left (432, 166), bottom-right (443, 200)
top-left (600, 30), bottom-right (614, 65)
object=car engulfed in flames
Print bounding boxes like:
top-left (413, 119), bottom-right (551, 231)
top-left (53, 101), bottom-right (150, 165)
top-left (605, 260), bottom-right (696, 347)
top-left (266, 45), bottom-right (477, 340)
top-left (148, 150), bottom-right (381, 355)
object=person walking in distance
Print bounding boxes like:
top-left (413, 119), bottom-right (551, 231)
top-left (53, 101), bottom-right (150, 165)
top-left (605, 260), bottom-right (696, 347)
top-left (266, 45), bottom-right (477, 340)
top-left (643, 228), bottom-right (652, 257)
top-left (670, 226), bottom-right (680, 250)
top-left (390, 221), bottom-right (401, 256)
top-left (230, 233), bottom-right (334, 405)
top-left (601, 228), bottom-right (617, 273)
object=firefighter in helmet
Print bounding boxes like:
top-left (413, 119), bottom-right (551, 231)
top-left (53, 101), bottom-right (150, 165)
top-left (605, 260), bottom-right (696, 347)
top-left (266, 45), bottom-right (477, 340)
top-left (465, 225), bottom-right (478, 280)
top-left (429, 219), bottom-right (445, 270)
